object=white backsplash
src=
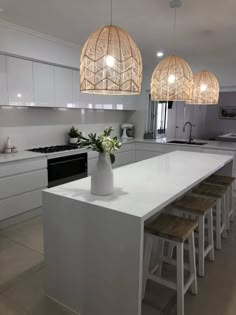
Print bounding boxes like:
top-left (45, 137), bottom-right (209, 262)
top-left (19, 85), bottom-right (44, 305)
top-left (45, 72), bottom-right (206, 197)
top-left (0, 106), bottom-right (133, 150)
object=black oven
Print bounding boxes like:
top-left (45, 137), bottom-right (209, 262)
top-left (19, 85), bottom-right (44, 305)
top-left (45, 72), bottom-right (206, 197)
top-left (47, 153), bottom-right (87, 188)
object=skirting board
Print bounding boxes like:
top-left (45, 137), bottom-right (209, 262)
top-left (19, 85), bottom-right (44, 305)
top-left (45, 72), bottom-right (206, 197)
top-left (46, 295), bottom-right (80, 315)
top-left (0, 207), bottom-right (42, 229)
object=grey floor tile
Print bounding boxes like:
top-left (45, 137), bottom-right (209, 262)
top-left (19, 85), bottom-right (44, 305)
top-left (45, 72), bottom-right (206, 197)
top-left (143, 280), bottom-right (176, 313)
top-left (142, 302), bottom-right (161, 315)
top-left (0, 236), bottom-right (43, 292)
top-left (0, 295), bottom-right (22, 315)
top-left (0, 216), bottom-right (44, 254)
top-left (2, 267), bottom-right (77, 315)
top-left (29, 297), bottom-right (79, 315)
top-left (2, 267), bottom-right (44, 315)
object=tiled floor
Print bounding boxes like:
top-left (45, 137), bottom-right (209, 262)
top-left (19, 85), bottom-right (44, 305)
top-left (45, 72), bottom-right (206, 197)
top-left (1, 215), bottom-right (236, 315)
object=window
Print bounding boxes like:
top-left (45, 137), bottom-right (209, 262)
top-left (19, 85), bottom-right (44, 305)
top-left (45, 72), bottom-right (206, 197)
top-left (147, 95), bottom-right (171, 138)
top-left (157, 101), bottom-right (168, 134)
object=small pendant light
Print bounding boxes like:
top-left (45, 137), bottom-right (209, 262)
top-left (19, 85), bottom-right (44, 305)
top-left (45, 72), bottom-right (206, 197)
top-left (80, 0), bottom-right (142, 95)
top-left (187, 70), bottom-right (219, 105)
top-left (151, 0), bottom-right (193, 102)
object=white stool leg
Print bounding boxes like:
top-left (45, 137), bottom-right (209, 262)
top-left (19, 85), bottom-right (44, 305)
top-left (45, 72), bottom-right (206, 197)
top-left (215, 199), bottom-right (222, 250)
top-left (156, 239), bottom-right (164, 276)
top-left (142, 234), bottom-right (152, 299)
top-left (176, 242), bottom-right (184, 315)
top-left (222, 195), bottom-right (227, 238)
top-left (230, 184), bottom-right (235, 222)
top-left (207, 208), bottom-right (215, 261)
top-left (198, 215), bottom-right (205, 277)
top-left (167, 242), bottom-right (175, 259)
top-left (226, 189), bottom-right (231, 231)
top-left (188, 232), bottom-right (198, 295)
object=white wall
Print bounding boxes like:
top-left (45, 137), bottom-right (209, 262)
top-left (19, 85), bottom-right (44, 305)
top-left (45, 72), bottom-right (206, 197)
top-left (0, 107), bottom-right (132, 150)
top-left (205, 92), bottom-right (236, 139)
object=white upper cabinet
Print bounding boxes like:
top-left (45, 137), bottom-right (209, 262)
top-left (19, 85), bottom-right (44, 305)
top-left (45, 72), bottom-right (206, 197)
top-left (0, 53), bottom-right (135, 109)
top-left (72, 70), bottom-right (89, 108)
top-left (0, 55), bottom-right (8, 105)
top-left (6, 56), bottom-right (34, 106)
top-left (54, 66), bottom-right (73, 107)
top-left (33, 62), bottom-right (54, 107)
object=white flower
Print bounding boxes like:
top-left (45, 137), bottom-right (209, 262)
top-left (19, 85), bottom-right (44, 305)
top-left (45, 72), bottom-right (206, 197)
top-left (101, 137), bottom-right (114, 152)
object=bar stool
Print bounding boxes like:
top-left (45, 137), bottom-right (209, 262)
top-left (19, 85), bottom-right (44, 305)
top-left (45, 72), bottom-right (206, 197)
top-left (192, 182), bottom-right (228, 250)
top-left (143, 213), bottom-right (198, 315)
top-left (172, 195), bottom-right (215, 277)
top-left (205, 175), bottom-right (235, 230)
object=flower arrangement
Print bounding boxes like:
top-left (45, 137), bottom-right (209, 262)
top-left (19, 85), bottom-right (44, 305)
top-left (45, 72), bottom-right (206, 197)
top-left (80, 127), bottom-right (121, 164)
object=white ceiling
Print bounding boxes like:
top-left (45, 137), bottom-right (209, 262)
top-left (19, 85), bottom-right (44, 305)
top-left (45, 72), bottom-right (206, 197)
top-left (0, 0), bottom-right (236, 85)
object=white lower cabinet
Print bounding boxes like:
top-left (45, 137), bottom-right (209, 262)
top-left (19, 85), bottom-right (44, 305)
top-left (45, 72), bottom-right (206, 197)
top-left (0, 189), bottom-right (43, 221)
top-left (113, 150), bottom-right (135, 168)
top-left (0, 169), bottom-right (47, 200)
top-left (135, 150), bottom-right (162, 162)
top-left (0, 156), bottom-right (47, 222)
top-left (88, 150), bottom-right (136, 175)
top-left (87, 144), bottom-right (136, 175)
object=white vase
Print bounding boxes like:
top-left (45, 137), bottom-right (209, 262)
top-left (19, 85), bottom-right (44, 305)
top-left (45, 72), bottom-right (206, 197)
top-left (91, 152), bottom-right (114, 196)
top-left (69, 137), bottom-right (78, 144)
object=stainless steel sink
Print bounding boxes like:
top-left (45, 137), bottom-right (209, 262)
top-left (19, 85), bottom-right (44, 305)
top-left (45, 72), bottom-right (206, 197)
top-left (167, 140), bottom-right (207, 145)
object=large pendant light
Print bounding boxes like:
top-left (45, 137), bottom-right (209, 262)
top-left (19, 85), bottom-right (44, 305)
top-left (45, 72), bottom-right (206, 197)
top-left (187, 70), bottom-right (219, 105)
top-left (80, 0), bottom-right (142, 95)
top-left (151, 0), bottom-right (193, 102)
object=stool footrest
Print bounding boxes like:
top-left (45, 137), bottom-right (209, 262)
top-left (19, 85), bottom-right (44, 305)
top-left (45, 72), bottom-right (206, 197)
top-left (147, 272), bottom-right (195, 295)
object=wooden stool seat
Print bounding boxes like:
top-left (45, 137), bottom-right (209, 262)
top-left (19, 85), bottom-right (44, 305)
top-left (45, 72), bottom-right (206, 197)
top-left (206, 175), bottom-right (235, 186)
top-left (143, 213), bottom-right (198, 315)
top-left (205, 175), bottom-right (235, 230)
top-left (173, 195), bottom-right (216, 215)
top-left (193, 182), bottom-right (228, 249)
top-left (193, 183), bottom-right (227, 198)
top-left (172, 194), bottom-right (215, 277)
top-left (145, 213), bottom-right (198, 243)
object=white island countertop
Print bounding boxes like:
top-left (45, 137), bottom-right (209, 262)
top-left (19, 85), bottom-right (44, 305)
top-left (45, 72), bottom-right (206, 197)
top-left (45, 150), bottom-right (233, 221)
top-left (43, 150), bottom-right (234, 315)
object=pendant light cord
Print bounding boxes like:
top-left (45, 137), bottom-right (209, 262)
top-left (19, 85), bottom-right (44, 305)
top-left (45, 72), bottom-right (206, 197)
top-left (110, 0), bottom-right (113, 25)
top-left (173, 7), bottom-right (177, 54)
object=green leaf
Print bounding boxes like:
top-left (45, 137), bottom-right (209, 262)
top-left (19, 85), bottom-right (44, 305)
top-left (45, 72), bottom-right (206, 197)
top-left (110, 153), bottom-right (115, 164)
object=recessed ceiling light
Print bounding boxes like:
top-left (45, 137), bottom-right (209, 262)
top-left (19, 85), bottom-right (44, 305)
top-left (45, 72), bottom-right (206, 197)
top-left (157, 51), bottom-right (164, 58)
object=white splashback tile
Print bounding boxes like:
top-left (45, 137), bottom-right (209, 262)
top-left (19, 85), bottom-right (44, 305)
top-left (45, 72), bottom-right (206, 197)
top-left (0, 107), bottom-right (133, 150)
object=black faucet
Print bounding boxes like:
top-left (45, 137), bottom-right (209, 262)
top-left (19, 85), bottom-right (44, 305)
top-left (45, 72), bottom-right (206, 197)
top-left (183, 122), bottom-right (194, 143)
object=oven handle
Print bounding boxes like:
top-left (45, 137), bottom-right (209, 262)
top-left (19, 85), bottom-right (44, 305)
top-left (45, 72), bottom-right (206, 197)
top-left (49, 157), bottom-right (87, 166)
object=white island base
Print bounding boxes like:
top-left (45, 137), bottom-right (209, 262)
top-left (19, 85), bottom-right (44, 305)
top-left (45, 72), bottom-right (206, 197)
top-left (43, 151), bottom-right (233, 315)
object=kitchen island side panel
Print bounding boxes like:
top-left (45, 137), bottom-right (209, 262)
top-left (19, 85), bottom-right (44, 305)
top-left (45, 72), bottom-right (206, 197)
top-left (43, 191), bottom-right (143, 315)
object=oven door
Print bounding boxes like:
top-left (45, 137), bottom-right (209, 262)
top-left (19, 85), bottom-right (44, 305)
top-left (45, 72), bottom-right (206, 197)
top-left (48, 153), bottom-right (87, 188)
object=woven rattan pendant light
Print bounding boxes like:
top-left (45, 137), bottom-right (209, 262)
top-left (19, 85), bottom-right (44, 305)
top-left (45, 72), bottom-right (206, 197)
top-left (80, 0), bottom-right (142, 95)
top-left (187, 70), bottom-right (219, 105)
top-left (151, 55), bottom-right (193, 101)
top-left (151, 0), bottom-right (193, 102)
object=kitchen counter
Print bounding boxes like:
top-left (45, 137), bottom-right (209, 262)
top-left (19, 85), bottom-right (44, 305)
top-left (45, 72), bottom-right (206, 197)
top-left (134, 137), bottom-right (236, 151)
top-left (43, 151), bottom-right (233, 315)
top-left (1, 137), bottom-right (236, 165)
top-left (0, 150), bottom-right (46, 164)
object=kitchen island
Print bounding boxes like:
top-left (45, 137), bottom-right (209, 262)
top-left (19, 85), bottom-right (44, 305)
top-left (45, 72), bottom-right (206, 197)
top-left (43, 151), bottom-right (233, 315)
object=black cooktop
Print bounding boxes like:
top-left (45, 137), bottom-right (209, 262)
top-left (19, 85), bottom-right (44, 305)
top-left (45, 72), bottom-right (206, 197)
top-left (28, 144), bottom-right (81, 154)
